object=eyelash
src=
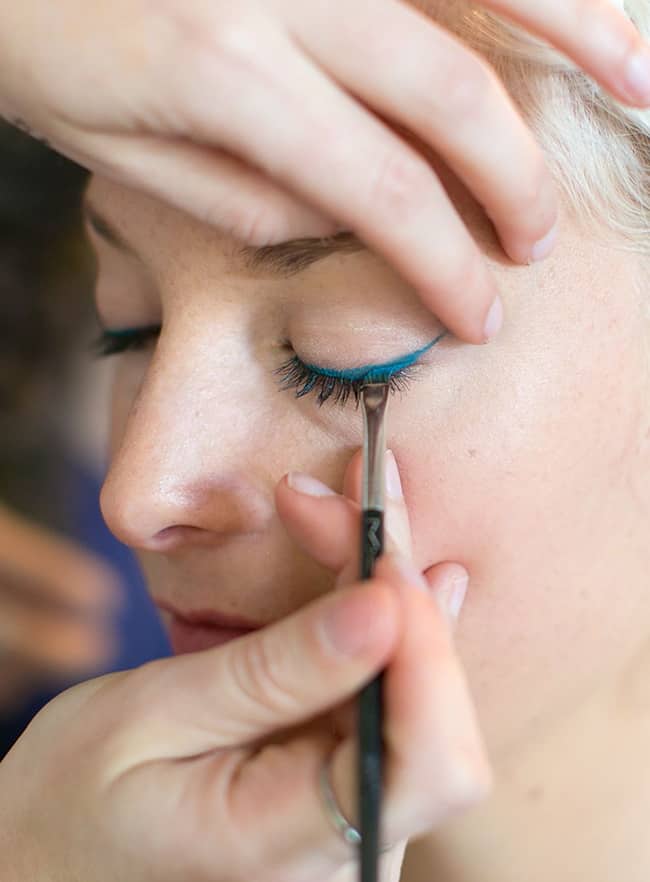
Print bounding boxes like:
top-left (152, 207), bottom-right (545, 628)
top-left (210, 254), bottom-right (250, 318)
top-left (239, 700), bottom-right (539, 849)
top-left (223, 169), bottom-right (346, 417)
top-left (93, 325), bottom-right (161, 356)
top-left (274, 355), bottom-right (417, 407)
top-left (92, 326), bottom-right (419, 407)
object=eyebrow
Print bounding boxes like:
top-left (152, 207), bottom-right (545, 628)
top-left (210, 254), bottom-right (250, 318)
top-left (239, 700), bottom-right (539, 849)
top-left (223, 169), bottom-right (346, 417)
top-left (83, 202), bottom-right (367, 277)
top-left (238, 231), bottom-right (366, 276)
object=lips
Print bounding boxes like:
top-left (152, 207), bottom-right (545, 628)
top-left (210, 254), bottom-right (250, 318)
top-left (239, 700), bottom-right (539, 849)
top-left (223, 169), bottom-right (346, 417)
top-left (155, 600), bottom-right (262, 655)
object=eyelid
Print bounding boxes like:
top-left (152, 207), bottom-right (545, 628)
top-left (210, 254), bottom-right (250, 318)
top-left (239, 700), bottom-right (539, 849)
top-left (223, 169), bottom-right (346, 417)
top-left (301, 332), bottom-right (447, 382)
top-left (277, 331), bottom-right (447, 407)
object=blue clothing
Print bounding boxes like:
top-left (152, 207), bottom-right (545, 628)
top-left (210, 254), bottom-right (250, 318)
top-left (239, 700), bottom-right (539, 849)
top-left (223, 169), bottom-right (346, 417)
top-left (0, 456), bottom-right (171, 758)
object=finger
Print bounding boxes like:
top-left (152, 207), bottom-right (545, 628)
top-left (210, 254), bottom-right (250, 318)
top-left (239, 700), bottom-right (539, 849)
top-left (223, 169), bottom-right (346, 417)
top-left (0, 591), bottom-right (115, 672)
top-left (376, 554), bottom-right (491, 838)
top-left (128, 728), bottom-right (352, 878)
top-left (478, 0), bottom-right (650, 107)
top-left (131, 726), bottom-right (384, 879)
top-left (211, 731), bottom-right (408, 873)
top-left (316, 554), bottom-right (489, 849)
top-left (70, 131), bottom-right (342, 245)
top-left (0, 505), bottom-right (122, 614)
top-left (167, 21), bottom-right (500, 344)
top-left (275, 472), bottom-right (357, 572)
top-left (422, 560), bottom-right (470, 633)
top-left (125, 579), bottom-right (402, 761)
top-left (275, 450), bottom-right (412, 574)
top-left (342, 449), bottom-right (413, 558)
top-left (291, 0), bottom-right (557, 266)
top-left (346, 553), bottom-right (470, 827)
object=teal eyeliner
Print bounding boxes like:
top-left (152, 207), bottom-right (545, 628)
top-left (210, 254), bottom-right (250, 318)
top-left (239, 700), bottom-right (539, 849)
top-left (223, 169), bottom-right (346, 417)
top-left (302, 333), bottom-right (446, 384)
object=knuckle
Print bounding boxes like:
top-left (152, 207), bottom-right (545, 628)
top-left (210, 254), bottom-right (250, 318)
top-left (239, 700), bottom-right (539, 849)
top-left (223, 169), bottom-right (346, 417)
top-left (209, 16), bottom-right (266, 67)
top-left (231, 636), bottom-right (300, 718)
top-left (198, 193), bottom-right (284, 245)
top-left (368, 150), bottom-right (432, 223)
top-left (168, 5), bottom-right (269, 79)
top-left (515, 152), bottom-right (550, 220)
top-left (153, 3), bottom-right (274, 105)
top-left (436, 55), bottom-right (496, 120)
top-left (442, 748), bottom-right (494, 812)
top-left (439, 252), bottom-right (488, 301)
top-left (118, 659), bottom-right (172, 715)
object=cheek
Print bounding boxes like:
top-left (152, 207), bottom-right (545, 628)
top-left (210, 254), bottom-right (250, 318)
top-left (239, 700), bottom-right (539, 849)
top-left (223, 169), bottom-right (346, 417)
top-left (391, 309), bottom-right (650, 760)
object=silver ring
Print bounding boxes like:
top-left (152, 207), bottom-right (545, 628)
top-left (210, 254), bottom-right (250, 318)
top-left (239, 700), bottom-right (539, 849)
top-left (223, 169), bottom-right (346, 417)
top-left (319, 753), bottom-right (393, 853)
top-left (319, 752), bottom-right (362, 847)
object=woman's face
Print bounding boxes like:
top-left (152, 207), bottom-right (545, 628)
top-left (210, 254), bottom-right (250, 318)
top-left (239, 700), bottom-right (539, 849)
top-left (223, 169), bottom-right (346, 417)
top-left (86, 165), bottom-right (650, 764)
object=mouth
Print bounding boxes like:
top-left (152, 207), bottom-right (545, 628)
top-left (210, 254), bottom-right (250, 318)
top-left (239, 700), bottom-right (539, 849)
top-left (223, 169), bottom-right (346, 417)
top-left (154, 600), bottom-right (263, 655)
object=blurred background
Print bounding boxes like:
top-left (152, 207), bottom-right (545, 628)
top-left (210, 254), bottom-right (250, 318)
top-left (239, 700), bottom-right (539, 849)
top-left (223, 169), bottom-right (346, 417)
top-left (0, 121), bottom-right (170, 758)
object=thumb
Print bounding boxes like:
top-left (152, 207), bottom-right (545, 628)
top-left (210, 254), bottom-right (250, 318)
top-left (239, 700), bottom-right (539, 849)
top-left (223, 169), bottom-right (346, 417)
top-left (108, 579), bottom-right (402, 770)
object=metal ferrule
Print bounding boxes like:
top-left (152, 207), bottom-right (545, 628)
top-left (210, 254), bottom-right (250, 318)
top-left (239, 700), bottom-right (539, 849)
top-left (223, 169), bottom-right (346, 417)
top-left (361, 384), bottom-right (389, 511)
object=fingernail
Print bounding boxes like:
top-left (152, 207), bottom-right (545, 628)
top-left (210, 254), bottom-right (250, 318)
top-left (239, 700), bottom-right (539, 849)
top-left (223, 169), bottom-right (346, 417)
top-left (625, 47), bottom-right (650, 104)
top-left (390, 553), bottom-right (428, 592)
top-left (385, 450), bottom-right (403, 500)
top-left (529, 222), bottom-right (557, 263)
top-left (482, 295), bottom-right (503, 343)
top-left (287, 472), bottom-right (336, 497)
top-left (435, 572), bottom-right (469, 628)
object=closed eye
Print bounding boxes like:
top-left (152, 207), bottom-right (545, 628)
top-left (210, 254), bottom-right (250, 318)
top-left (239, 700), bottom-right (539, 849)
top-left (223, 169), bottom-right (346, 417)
top-left (275, 333), bottom-right (447, 408)
top-left (92, 325), bottom-right (160, 356)
top-left (92, 326), bottom-right (447, 408)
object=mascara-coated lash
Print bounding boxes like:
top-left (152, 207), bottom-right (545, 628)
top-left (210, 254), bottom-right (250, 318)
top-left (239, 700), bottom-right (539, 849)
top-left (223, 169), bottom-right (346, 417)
top-left (275, 355), bottom-right (419, 407)
top-left (275, 332), bottom-right (447, 407)
top-left (92, 324), bottom-right (160, 356)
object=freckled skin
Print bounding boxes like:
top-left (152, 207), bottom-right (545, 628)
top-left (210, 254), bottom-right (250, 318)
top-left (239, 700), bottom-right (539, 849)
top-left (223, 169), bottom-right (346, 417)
top-left (88, 170), bottom-right (650, 881)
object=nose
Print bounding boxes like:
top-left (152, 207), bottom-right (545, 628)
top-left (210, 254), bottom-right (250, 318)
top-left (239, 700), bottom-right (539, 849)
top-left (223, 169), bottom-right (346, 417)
top-left (100, 340), bottom-right (274, 553)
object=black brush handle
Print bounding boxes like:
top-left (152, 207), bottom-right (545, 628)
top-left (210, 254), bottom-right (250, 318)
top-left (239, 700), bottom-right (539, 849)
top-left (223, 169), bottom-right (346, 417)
top-left (359, 507), bottom-right (384, 882)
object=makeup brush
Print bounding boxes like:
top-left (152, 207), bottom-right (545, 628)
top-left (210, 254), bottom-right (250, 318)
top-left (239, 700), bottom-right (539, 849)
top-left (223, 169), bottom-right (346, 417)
top-left (358, 382), bottom-right (389, 882)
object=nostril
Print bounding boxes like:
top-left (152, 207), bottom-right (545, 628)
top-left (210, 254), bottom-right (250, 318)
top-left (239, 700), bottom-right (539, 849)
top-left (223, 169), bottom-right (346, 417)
top-left (101, 467), bottom-right (274, 552)
top-left (150, 525), bottom-right (230, 551)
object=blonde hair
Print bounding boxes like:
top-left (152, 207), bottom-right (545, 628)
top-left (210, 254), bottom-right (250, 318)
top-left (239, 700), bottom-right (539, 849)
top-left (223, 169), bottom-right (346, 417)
top-left (421, 1), bottom-right (650, 255)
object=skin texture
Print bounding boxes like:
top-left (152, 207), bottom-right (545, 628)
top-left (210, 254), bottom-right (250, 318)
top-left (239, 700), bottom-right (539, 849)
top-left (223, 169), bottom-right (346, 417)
top-left (86, 148), bottom-right (650, 879)
top-left (1, 1), bottom-right (649, 877)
